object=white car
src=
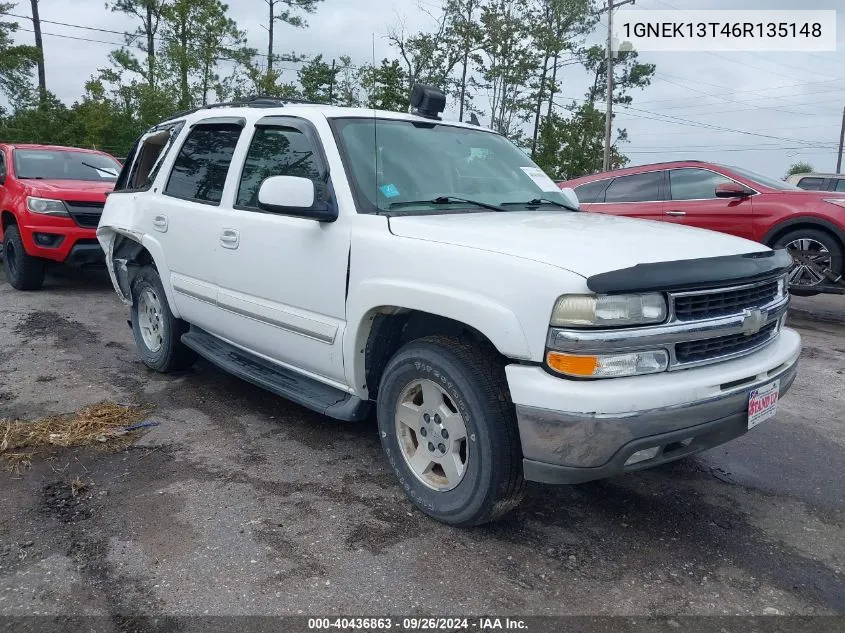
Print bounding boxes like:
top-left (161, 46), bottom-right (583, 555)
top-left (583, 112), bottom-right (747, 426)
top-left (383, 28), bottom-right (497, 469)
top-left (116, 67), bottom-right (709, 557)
top-left (98, 86), bottom-right (801, 526)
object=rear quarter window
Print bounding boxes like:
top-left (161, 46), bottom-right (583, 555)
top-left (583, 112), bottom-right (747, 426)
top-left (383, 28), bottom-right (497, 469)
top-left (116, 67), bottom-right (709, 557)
top-left (574, 179), bottom-right (610, 203)
top-left (797, 177), bottom-right (825, 191)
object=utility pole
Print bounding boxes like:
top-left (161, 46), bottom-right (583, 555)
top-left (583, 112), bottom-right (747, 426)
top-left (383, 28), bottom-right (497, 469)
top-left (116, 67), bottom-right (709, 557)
top-left (601, 0), bottom-right (634, 172)
top-left (30, 0), bottom-right (46, 105)
top-left (837, 106), bottom-right (845, 174)
top-left (329, 58), bottom-right (336, 105)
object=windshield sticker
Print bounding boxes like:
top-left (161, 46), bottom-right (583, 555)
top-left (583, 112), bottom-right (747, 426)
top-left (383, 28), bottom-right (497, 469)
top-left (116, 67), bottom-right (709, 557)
top-left (521, 166), bottom-right (560, 193)
top-left (380, 184), bottom-right (401, 198)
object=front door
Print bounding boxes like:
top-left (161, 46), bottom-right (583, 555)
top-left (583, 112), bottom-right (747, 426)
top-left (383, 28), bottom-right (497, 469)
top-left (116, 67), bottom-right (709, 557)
top-left (665, 168), bottom-right (755, 240)
top-left (212, 118), bottom-right (350, 384)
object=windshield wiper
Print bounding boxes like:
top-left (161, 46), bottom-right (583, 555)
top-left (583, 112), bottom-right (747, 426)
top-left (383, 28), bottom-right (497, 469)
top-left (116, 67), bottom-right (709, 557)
top-left (81, 161), bottom-right (118, 176)
top-left (500, 198), bottom-right (579, 212)
top-left (388, 196), bottom-right (507, 213)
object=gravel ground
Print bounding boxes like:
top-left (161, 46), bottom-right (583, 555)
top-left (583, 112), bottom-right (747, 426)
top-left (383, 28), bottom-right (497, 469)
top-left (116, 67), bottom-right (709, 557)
top-left (0, 266), bottom-right (843, 628)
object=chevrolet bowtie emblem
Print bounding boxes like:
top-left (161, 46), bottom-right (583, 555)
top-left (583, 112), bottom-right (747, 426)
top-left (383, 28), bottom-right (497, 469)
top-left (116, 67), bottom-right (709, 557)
top-left (741, 308), bottom-right (767, 336)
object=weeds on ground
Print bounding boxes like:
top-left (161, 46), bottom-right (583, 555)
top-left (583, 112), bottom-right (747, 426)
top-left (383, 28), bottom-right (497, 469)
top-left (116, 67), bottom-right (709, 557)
top-left (0, 402), bottom-right (152, 472)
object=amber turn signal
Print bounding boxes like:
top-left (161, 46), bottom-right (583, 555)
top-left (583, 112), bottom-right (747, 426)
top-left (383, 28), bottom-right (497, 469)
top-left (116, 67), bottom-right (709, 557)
top-left (546, 352), bottom-right (599, 377)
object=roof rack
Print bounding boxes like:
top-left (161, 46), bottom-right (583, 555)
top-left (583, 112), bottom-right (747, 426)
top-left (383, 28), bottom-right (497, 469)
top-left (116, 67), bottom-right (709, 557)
top-left (161, 94), bottom-right (321, 123)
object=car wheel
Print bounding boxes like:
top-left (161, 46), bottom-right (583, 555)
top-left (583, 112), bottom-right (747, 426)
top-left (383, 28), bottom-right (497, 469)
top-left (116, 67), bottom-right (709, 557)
top-left (773, 229), bottom-right (844, 297)
top-left (2, 224), bottom-right (46, 291)
top-left (130, 266), bottom-right (197, 373)
top-left (377, 335), bottom-right (524, 526)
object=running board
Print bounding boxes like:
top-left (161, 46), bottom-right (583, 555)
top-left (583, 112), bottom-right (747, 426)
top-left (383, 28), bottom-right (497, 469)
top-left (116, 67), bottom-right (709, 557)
top-left (181, 327), bottom-right (369, 422)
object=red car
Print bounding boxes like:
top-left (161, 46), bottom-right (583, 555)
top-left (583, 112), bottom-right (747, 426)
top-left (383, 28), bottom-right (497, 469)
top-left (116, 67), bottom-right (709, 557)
top-left (0, 144), bottom-right (121, 290)
top-left (560, 160), bottom-right (845, 295)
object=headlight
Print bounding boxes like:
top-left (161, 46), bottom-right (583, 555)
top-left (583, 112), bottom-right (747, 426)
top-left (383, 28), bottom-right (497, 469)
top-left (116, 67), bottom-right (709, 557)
top-left (551, 293), bottom-right (667, 327)
top-left (546, 349), bottom-right (669, 378)
top-left (26, 197), bottom-right (69, 216)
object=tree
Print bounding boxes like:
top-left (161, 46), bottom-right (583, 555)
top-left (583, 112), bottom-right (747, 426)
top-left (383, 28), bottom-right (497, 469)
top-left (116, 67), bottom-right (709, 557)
top-left (108, 0), bottom-right (169, 88)
top-left (298, 54), bottom-right (337, 103)
top-left (358, 59), bottom-right (409, 111)
top-left (785, 162), bottom-right (814, 179)
top-left (534, 104), bottom-right (627, 179)
top-left (476, 0), bottom-right (538, 140)
top-left (0, 4), bottom-right (39, 106)
top-left (263, 0), bottom-right (323, 82)
top-left (529, 0), bottom-right (596, 156)
top-left (29, 0), bottom-right (46, 103)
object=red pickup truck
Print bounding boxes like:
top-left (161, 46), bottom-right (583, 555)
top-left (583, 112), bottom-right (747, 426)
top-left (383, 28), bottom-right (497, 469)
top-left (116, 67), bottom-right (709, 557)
top-left (0, 144), bottom-right (121, 290)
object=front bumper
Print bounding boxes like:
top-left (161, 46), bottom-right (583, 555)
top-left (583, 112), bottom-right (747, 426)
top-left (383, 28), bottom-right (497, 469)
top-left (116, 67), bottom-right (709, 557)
top-left (507, 327), bottom-right (801, 484)
top-left (20, 218), bottom-right (100, 264)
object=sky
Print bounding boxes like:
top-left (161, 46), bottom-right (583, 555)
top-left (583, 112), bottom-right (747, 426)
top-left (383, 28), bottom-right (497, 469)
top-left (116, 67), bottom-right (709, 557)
top-left (5, 0), bottom-right (845, 180)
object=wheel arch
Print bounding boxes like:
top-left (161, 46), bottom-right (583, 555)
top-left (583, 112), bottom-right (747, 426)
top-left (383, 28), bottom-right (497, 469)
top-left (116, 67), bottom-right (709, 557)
top-left (762, 217), bottom-right (845, 254)
top-left (99, 229), bottom-right (179, 315)
top-left (352, 306), bottom-right (518, 402)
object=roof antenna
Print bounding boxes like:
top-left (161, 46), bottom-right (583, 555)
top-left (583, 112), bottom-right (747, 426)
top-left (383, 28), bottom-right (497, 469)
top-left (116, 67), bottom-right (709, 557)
top-left (372, 32), bottom-right (380, 213)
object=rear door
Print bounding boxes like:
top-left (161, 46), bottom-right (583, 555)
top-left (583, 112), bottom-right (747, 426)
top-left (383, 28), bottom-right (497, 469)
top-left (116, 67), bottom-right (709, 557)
top-left (589, 170), bottom-right (665, 220)
top-left (151, 118), bottom-right (244, 329)
top-left (665, 167), bottom-right (755, 240)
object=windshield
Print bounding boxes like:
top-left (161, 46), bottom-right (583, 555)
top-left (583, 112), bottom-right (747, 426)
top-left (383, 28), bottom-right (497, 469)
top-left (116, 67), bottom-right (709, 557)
top-left (331, 118), bottom-right (572, 214)
top-left (13, 149), bottom-right (121, 182)
top-left (726, 165), bottom-right (801, 191)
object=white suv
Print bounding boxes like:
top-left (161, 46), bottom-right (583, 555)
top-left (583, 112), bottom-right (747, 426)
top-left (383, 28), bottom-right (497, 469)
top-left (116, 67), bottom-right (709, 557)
top-left (98, 87), bottom-right (801, 526)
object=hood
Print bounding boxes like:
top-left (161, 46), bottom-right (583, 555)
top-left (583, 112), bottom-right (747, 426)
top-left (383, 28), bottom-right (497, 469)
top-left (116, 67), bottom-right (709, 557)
top-left (23, 179), bottom-right (115, 201)
top-left (388, 211), bottom-right (769, 278)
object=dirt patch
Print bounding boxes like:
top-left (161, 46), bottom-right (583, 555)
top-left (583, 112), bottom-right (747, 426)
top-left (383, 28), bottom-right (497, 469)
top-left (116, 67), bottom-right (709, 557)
top-left (13, 310), bottom-right (98, 346)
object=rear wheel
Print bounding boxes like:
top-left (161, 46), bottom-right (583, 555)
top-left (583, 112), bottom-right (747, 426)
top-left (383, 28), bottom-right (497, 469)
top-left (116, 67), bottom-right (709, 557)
top-left (377, 335), bottom-right (524, 526)
top-left (773, 228), bottom-right (843, 297)
top-left (130, 266), bottom-right (197, 372)
top-left (2, 224), bottom-right (45, 291)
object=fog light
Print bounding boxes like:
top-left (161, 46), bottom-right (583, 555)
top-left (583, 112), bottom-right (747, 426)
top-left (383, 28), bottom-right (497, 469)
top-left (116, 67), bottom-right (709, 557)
top-left (625, 446), bottom-right (661, 466)
top-left (34, 233), bottom-right (63, 247)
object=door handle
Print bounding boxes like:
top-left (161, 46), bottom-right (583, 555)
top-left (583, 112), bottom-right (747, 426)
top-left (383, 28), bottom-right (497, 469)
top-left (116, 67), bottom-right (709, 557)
top-left (152, 214), bottom-right (168, 232)
top-left (664, 210), bottom-right (686, 217)
top-left (220, 228), bottom-right (240, 249)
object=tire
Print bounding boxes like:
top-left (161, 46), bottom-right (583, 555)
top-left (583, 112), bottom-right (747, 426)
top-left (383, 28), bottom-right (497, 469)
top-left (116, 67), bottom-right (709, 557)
top-left (2, 224), bottom-right (45, 291)
top-left (377, 335), bottom-right (524, 526)
top-left (130, 266), bottom-right (197, 373)
top-left (773, 228), bottom-right (844, 297)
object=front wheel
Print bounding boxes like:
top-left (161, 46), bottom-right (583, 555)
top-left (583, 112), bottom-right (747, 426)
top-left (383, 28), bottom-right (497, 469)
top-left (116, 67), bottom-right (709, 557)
top-left (3, 224), bottom-right (45, 291)
top-left (130, 266), bottom-right (197, 373)
top-left (773, 229), bottom-right (843, 297)
top-left (377, 336), bottom-right (524, 526)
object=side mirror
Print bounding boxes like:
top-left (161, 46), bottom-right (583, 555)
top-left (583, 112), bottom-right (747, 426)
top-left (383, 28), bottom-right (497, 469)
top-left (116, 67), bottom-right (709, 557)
top-left (715, 182), bottom-right (751, 198)
top-left (559, 187), bottom-right (580, 209)
top-left (257, 175), bottom-right (337, 222)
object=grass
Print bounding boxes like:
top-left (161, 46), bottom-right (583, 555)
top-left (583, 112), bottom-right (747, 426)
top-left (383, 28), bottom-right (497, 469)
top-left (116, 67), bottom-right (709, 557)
top-left (0, 401), bottom-right (152, 472)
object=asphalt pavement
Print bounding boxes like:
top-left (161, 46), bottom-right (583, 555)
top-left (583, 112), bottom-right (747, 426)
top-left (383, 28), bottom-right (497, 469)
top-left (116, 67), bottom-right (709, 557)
top-left (0, 266), bottom-right (843, 624)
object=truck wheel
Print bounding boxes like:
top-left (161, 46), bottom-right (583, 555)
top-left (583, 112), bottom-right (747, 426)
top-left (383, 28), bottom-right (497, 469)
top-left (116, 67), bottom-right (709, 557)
top-left (773, 228), bottom-right (843, 297)
top-left (3, 225), bottom-right (45, 291)
top-left (130, 266), bottom-right (197, 373)
top-left (377, 335), bottom-right (524, 526)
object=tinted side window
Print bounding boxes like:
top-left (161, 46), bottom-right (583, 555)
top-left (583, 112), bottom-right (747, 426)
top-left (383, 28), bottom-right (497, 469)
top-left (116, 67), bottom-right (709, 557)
top-left (835, 179), bottom-right (845, 193)
top-left (574, 179), bottom-right (610, 203)
top-left (797, 177), bottom-right (825, 191)
top-left (604, 172), bottom-right (661, 203)
top-left (236, 127), bottom-right (325, 209)
top-left (670, 168), bottom-right (734, 200)
top-left (165, 124), bottom-right (242, 204)
top-left (0, 152), bottom-right (5, 180)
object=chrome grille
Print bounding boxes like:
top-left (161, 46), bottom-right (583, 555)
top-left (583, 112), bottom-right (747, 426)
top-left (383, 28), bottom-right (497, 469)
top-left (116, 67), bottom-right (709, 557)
top-left (673, 280), bottom-right (779, 321)
top-left (675, 321), bottom-right (778, 364)
top-left (64, 201), bottom-right (104, 229)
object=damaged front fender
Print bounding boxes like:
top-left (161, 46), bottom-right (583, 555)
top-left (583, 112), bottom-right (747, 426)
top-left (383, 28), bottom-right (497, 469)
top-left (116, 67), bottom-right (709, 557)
top-left (97, 226), bottom-right (145, 306)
